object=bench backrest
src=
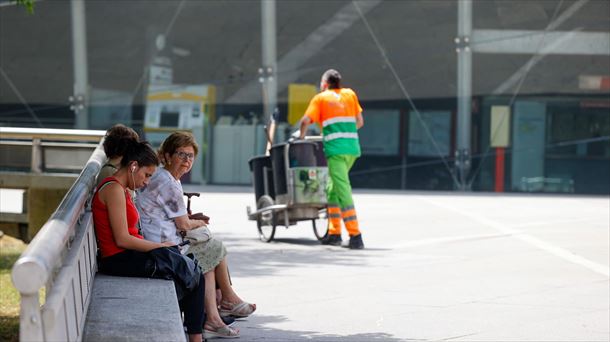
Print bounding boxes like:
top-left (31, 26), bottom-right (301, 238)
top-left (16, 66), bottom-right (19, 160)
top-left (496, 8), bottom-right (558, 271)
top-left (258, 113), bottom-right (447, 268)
top-left (11, 134), bottom-right (106, 342)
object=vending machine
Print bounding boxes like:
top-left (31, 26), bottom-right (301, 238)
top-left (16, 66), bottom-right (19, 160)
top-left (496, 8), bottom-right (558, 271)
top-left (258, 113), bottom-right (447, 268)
top-left (143, 84), bottom-right (215, 183)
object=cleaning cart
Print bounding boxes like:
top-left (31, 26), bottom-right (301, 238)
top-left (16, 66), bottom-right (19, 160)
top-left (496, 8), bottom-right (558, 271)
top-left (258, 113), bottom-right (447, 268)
top-left (247, 137), bottom-right (329, 242)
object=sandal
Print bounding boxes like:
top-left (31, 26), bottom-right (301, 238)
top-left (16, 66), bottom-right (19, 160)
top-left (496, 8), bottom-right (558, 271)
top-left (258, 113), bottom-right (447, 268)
top-left (203, 324), bottom-right (239, 339)
top-left (219, 300), bottom-right (256, 318)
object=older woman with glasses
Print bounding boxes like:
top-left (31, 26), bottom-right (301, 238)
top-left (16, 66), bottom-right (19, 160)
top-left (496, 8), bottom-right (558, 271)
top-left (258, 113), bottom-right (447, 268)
top-left (136, 131), bottom-right (255, 339)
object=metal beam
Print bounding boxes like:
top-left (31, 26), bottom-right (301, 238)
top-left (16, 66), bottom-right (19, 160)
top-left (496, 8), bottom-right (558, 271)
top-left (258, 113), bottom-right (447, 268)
top-left (492, 0), bottom-right (590, 94)
top-left (472, 29), bottom-right (610, 55)
top-left (71, 0), bottom-right (89, 129)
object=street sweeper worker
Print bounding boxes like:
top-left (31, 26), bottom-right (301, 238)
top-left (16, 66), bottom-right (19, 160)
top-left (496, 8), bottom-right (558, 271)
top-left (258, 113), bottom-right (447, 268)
top-left (297, 68), bottom-right (365, 249)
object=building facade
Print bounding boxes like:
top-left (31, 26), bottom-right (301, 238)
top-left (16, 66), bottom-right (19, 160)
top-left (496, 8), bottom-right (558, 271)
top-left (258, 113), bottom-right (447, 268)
top-left (1, 0), bottom-right (608, 193)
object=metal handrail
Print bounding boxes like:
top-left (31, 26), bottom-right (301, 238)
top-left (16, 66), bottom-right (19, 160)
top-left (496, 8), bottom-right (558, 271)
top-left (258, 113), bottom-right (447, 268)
top-left (11, 140), bottom-right (106, 294)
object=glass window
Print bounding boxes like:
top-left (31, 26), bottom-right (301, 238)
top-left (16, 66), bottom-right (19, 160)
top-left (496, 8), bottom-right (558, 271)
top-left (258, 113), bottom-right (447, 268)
top-left (359, 110), bottom-right (400, 156)
top-left (547, 102), bottom-right (610, 158)
top-left (408, 111), bottom-right (452, 157)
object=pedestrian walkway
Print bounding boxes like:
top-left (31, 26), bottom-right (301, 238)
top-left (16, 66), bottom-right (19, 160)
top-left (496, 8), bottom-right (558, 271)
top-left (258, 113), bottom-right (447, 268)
top-left (183, 186), bottom-right (609, 341)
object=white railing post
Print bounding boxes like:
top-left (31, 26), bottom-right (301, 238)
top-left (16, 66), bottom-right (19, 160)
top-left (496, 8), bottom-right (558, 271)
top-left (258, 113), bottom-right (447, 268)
top-left (19, 294), bottom-right (44, 341)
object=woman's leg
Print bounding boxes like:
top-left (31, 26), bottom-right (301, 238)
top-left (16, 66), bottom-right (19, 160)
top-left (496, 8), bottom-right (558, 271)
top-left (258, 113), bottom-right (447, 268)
top-left (216, 258), bottom-right (256, 315)
top-left (179, 273), bottom-right (204, 340)
top-left (215, 258), bottom-right (241, 303)
top-left (203, 271), bottom-right (232, 328)
top-left (187, 334), bottom-right (202, 342)
top-left (99, 250), bottom-right (152, 277)
top-left (216, 289), bottom-right (223, 306)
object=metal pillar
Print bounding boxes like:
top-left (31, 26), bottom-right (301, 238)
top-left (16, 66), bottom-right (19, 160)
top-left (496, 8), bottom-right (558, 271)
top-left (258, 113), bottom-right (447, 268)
top-left (71, 0), bottom-right (89, 129)
top-left (456, 0), bottom-right (472, 190)
top-left (260, 0), bottom-right (278, 126)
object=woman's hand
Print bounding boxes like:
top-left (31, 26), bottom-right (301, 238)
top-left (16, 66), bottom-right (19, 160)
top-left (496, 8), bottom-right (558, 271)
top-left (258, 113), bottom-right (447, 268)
top-left (192, 219), bottom-right (208, 228)
top-left (189, 213), bottom-right (210, 225)
top-left (161, 241), bottom-right (177, 248)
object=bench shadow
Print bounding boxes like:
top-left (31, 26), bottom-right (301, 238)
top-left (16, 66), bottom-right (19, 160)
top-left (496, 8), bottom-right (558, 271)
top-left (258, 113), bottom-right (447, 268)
top-left (238, 314), bottom-right (415, 341)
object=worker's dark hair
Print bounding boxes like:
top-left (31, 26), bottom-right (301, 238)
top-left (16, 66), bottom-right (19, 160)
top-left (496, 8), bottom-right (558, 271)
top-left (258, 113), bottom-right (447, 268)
top-left (120, 140), bottom-right (159, 168)
top-left (322, 69), bottom-right (341, 89)
top-left (103, 124), bottom-right (140, 159)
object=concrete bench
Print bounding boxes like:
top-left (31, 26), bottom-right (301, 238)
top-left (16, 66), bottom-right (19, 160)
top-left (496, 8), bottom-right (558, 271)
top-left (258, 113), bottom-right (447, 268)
top-left (10, 130), bottom-right (186, 341)
top-left (83, 275), bottom-right (184, 341)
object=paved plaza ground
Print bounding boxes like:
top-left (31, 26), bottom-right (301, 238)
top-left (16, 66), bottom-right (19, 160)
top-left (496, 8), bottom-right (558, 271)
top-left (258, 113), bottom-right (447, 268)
top-left (183, 186), bottom-right (609, 341)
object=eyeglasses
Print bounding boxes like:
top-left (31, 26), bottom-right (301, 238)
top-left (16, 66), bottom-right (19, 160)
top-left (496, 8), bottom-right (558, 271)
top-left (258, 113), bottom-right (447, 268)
top-left (174, 151), bottom-right (195, 161)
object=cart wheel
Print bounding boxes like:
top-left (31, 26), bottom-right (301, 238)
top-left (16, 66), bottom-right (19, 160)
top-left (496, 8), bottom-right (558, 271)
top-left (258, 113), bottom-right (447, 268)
top-left (256, 195), bottom-right (276, 242)
top-left (312, 208), bottom-right (329, 241)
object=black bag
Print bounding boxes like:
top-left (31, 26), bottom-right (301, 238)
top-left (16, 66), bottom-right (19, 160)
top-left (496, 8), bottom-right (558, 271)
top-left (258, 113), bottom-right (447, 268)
top-left (148, 246), bottom-right (201, 300)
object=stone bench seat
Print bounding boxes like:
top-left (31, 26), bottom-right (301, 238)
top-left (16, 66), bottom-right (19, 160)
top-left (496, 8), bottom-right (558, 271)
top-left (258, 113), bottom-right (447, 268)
top-left (83, 274), bottom-right (185, 342)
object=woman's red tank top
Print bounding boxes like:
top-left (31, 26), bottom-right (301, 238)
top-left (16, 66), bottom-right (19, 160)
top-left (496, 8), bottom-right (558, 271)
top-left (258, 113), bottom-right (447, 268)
top-left (92, 177), bottom-right (143, 258)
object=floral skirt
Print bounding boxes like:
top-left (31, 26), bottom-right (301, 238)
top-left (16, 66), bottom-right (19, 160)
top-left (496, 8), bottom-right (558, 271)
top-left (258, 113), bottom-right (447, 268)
top-left (185, 237), bottom-right (227, 273)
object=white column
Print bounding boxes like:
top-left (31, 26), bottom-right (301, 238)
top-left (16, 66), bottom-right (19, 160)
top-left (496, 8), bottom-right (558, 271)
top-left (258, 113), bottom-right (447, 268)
top-left (261, 0), bottom-right (277, 125)
top-left (456, 0), bottom-right (472, 190)
top-left (71, 0), bottom-right (89, 129)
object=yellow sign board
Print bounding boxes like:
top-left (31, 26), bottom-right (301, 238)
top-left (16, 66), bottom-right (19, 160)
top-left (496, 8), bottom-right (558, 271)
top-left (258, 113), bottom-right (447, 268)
top-left (288, 84), bottom-right (317, 125)
top-left (490, 105), bottom-right (511, 147)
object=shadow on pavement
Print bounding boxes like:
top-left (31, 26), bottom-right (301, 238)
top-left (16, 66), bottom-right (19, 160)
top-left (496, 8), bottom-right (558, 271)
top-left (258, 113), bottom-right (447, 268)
top-left (218, 235), bottom-right (392, 279)
top-left (238, 314), bottom-right (413, 341)
top-left (272, 237), bottom-right (322, 246)
top-left (271, 238), bottom-right (393, 252)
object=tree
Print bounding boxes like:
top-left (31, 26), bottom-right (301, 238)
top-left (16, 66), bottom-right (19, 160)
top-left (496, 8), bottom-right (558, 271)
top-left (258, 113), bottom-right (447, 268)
top-left (14, 0), bottom-right (35, 14)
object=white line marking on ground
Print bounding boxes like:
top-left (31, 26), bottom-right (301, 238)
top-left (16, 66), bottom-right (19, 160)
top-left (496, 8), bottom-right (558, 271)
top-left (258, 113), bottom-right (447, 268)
top-left (390, 233), bottom-right (512, 249)
top-left (510, 217), bottom-right (596, 228)
top-left (418, 196), bottom-right (610, 278)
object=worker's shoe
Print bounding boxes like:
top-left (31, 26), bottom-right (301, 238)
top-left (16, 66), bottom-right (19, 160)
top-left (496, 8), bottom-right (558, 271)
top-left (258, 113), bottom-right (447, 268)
top-left (344, 234), bottom-right (364, 250)
top-left (320, 234), bottom-right (342, 246)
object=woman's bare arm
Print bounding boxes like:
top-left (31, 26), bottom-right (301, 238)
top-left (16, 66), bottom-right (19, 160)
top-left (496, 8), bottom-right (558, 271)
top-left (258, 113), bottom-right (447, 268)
top-left (174, 214), bottom-right (207, 231)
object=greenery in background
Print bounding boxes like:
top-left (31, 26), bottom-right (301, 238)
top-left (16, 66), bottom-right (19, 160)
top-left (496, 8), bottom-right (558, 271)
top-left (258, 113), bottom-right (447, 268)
top-left (0, 235), bottom-right (27, 342)
top-left (14, 0), bottom-right (34, 14)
